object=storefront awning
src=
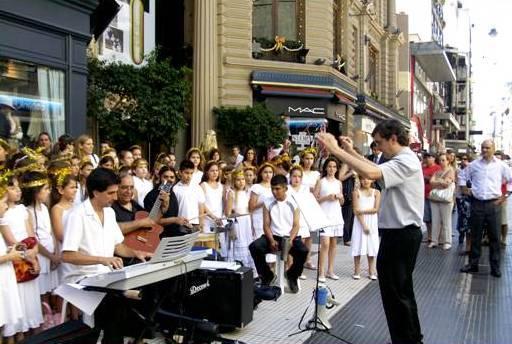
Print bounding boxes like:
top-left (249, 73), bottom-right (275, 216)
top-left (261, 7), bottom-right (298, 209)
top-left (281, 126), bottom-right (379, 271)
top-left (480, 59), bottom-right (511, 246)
top-left (260, 86), bottom-right (333, 99)
top-left (411, 42), bottom-right (456, 82)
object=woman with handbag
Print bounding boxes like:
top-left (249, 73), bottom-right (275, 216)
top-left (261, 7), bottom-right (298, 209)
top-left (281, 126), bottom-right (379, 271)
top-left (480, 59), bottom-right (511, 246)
top-left (429, 153), bottom-right (455, 250)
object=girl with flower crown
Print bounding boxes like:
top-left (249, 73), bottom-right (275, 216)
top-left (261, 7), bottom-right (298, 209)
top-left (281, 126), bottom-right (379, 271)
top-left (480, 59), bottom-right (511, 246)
top-left (1, 172), bottom-right (43, 341)
top-left (299, 147), bottom-right (321, 269)
top-left (21, 171), bottom-right (60, 314)
top-left (0, 170), bottom-right (24, 344)
top-left (225, 169), bottom-right (255, 270)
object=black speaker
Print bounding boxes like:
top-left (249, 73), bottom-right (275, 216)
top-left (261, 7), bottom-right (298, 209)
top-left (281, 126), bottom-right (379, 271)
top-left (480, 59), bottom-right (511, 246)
top-left (182, 267), bottom-right (254, 329)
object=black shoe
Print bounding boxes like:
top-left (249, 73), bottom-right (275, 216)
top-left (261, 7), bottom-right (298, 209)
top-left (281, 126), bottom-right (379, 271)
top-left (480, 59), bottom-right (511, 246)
top-left (491, 269), bottom-right (502, 278)
top-left (460, 264), bottom-right (479, 273)
top-left (286, 276), bottom-right (299, 293)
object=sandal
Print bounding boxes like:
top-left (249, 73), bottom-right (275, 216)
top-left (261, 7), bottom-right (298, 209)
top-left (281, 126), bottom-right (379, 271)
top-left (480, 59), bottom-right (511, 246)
top-left (352, 274), bottom-right (361, 280)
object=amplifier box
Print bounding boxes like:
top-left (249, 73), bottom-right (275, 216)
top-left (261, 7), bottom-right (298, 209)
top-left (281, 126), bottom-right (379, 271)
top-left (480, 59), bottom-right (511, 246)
top-left (182, 267), bottom-right (254, 329)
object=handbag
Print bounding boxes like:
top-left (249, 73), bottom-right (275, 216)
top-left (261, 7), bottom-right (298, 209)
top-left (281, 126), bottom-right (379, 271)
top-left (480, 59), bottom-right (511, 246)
top-left (41, 302), bottom-right (63, 330)
top-left (13, 236), bottom-right (40, 283)
top-left (429, 182), bottom-right (455, 203)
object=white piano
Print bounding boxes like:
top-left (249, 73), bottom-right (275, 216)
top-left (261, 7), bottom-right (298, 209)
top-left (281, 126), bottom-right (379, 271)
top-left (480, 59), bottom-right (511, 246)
top-left (79, 232), bottom-right (206, 290)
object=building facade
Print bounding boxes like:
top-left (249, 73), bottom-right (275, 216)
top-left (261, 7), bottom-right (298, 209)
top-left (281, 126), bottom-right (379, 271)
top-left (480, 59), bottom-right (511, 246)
top-left (0, 0), bottom-right (114, 143)
top-left (397, 0), bottom-right (473, 154)
top-left (180, 0), bottom-right (408, 155)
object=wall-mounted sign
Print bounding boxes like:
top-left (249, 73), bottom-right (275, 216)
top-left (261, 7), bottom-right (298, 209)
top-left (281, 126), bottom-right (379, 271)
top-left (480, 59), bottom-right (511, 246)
top-left (287, 106), bottom-right (326, 116)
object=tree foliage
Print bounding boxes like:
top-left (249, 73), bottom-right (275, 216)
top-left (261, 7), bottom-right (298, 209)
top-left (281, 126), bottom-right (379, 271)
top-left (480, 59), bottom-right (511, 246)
top-left (87, 51), bottom-right (191, 148)
top-left (213, 104), bottom-right (288, 154)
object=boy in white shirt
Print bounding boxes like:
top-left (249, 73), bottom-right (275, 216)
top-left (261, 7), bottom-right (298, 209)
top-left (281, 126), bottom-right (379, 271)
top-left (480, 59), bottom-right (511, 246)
top-left (249, 174), bottom-right (308, 293)
top-left (173, 160), bottom-right (205, 228)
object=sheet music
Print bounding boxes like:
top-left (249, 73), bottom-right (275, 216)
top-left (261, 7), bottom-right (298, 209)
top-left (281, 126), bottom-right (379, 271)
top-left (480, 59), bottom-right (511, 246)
top-left (200, 260), bottom-right (241, 271)
top-left (291, 192), bottom-right (335, 231)
top-left (54, 283), bottom-right (105, 316)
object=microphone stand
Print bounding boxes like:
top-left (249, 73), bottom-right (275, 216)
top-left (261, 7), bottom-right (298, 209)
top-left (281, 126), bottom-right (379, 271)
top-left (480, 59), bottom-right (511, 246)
top-left (287, 194), bottom-right (350, 344)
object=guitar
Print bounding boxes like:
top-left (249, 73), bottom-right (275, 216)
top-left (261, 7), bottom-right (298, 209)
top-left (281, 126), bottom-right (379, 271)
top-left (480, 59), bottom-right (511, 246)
top-left (123, 182), bottom-right (173, 252)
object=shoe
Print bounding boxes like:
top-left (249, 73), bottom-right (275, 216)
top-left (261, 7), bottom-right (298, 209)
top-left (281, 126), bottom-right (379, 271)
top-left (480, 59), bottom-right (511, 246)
top-left (352, 274), bottom-right (361, 280)
top-left (299, 274), bottom-right (307, 280)
top-left (326, 273), bottom-right (339, 280)
top-left (501, 241), bottom-right (507, 247)
top-left (443, 244), bottom-right (452, 250)
top-left (460, 265), bottom-right (478, 273)
top-left (428, 243), bottom-right (437, 248)
top-left (369, 275), bottom-right (377, 280)
top-left (286, 277), bottom-right (299, 293)
top-left (344, 241), bottom-right (351, 246)
top-left (491, 269), bottom-right (502, 278)
top-left (304, 262), bottom-right (317, 270)
top-left (318, 276), bottom-right (326, 283)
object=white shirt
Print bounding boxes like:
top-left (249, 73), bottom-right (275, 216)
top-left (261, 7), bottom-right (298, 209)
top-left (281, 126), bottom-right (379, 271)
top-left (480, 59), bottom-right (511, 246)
top-left (61, 199), bottom-right (124, 283)
top-left (191, 171), bottom-right (203, 185)
top-left (378, 147), bottom-right (424, 229)
top-left (264, 195), bottom-right (297, 237)
top-left (173, 181), bottom-right (206, 225)
top-left (461, 156), bottom-right (512, 200)
top-left (133, 176), bottom-right (153, 207)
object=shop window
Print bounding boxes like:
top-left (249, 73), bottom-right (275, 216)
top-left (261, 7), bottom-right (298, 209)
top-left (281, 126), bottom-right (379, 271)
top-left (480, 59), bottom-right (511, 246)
top-left (252, 0), bottom-right (307, 63)
top-left (0, 58), bottom-right (65, 146)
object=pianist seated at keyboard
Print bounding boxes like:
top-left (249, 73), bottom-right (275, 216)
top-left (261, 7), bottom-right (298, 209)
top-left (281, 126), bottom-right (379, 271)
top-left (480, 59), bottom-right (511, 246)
top-left (61, 168), bottom-right (152, 344)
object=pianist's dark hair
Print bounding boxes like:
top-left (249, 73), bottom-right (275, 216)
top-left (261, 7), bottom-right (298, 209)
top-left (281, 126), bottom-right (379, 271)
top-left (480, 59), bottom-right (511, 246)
top-left (86, 167), bottom-right (120, 199)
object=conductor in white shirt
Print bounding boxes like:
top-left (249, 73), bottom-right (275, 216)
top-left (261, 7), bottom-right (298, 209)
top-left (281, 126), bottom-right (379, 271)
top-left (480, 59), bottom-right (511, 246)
top-left (62, 168), bottom-right (151, 344)
top-left (460, 140), bottom-right (512, 278)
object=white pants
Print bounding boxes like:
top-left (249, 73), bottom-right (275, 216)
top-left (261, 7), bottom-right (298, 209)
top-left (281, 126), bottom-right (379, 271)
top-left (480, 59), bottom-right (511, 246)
top-left (431, 201), bottom-right (453, 245)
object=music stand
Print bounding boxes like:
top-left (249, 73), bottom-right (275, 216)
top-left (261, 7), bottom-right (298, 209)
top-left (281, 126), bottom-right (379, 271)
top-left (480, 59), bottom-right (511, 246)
top-left (288, 194), bottom-right (350, 343)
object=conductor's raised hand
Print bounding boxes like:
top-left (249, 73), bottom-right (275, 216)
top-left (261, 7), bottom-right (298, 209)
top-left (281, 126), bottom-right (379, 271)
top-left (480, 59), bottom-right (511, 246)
top-left (338, 136), bottom-right (355, 153)
top-left (316, 132), bottom-right (339, 154)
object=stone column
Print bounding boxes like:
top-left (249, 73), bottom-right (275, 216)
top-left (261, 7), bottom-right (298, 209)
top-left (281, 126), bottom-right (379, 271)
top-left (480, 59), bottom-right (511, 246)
top-left (192, 0), bottom-right (217, 147)
top-left (387, 0), bottom-right (397, 29)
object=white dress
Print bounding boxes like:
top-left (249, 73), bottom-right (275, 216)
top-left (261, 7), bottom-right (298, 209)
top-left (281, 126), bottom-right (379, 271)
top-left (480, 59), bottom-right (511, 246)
top-left (201, 182), bottom-right (224, 233)
top-left (3, 205), bottom-right (44, 334)
top-left (302, 170), bottom-right (321, 191)
top-left (0, 236), bottom-right (23, 335)
top-left (249, 183), bottom-right (273, 239)
top-left (318, 177), bottom-right (344, 237)
top-left (287, 185), bottom-right (311, 238)
top-left (351, 190), bottom-right (380, 257)
top-left (133, 176), bottom-right (153, 208)
top-left (28, 204), bottom-right (59, 294)
top-left (191, 170), bottom-right (203, 185)
top-left (225, 190), bottom-right (255, 270)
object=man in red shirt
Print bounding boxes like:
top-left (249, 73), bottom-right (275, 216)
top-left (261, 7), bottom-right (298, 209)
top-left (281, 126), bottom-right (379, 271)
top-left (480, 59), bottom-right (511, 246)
top-left (422, 152), bottom-right (441, 242)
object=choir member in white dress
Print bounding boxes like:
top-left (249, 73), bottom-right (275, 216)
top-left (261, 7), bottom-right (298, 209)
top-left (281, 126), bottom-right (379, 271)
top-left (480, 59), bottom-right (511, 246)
top-left (249, 163), bottom-right (275, 239)
top-left (314, 158), bottom-right (344, 282)
top-left (186, 147), bottom-right (204, 185)
top-left (351, 177), bottom-right (381, 280)
top-left (224, 169), bottom-right (255, 270)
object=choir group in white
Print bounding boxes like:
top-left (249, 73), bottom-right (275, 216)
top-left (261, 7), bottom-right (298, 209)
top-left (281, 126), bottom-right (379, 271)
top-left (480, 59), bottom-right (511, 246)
top-left (0, 146), bottom-right (382, 343)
